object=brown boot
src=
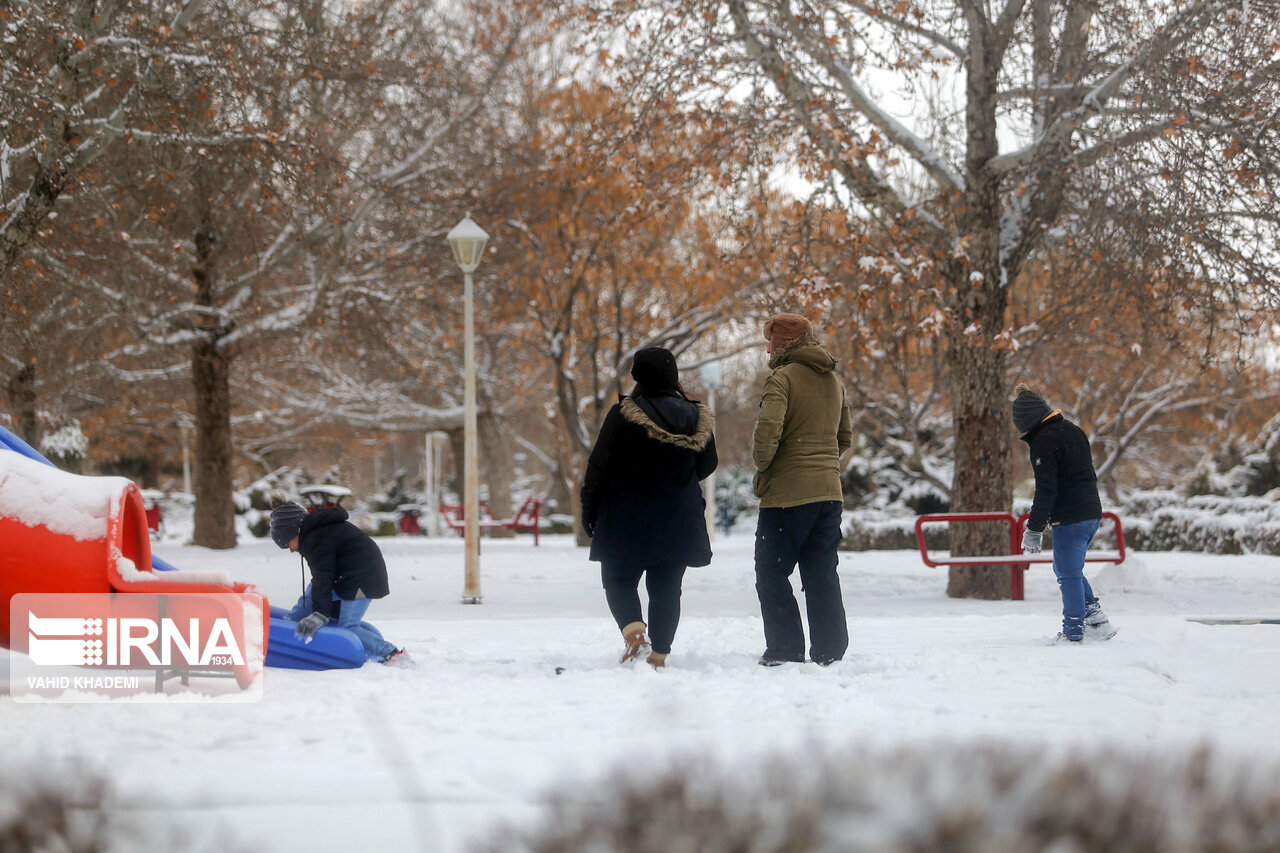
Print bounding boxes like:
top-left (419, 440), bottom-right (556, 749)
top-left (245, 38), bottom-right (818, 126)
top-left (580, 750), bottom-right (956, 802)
top-left (646, 652), bottom-right (667, 669)
top-left (619, 621), bottom-right (650, 664)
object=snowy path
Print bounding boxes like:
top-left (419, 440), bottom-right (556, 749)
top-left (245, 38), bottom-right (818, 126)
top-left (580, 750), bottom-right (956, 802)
top-left (3, 532), bottom-right (1279, 851)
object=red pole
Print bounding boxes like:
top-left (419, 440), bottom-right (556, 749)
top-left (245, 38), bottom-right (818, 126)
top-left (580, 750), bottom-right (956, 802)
top-left (1009, 516), bottom-right (1025, 601)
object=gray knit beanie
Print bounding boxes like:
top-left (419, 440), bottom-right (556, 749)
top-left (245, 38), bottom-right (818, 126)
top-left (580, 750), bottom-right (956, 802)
top-left (268, 492), bottom-right (307, 549)
top-left (1011, 383), bottom-right (1052, 435)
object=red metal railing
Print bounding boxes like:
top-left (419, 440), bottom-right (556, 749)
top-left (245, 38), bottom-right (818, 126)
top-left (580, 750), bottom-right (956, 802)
top-left (914, 512), bottom-right (1126, 601)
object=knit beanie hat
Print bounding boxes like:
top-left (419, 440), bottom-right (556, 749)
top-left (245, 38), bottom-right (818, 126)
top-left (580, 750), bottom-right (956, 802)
top-left (268, 492), bottom-right (307, 549)
top-left (631, 347), bottom-right (679, 392)
top-left (763, 313), bottom-right (814, 347)
top-left (1011, 383), bottom-right (1052, 435)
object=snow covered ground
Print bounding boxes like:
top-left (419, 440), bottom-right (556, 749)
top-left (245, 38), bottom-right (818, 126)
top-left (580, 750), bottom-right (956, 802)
top-left (3, 530), bottom-right (1280, 851)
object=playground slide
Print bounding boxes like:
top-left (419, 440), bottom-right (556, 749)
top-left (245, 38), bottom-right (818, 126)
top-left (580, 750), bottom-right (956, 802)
top-left (0, 424), bottom-right (372, 672)
top-left (0, 446), bottom-right (266, 688)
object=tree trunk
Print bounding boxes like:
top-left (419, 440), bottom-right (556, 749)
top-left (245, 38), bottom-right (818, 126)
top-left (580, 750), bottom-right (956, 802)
top-left (944, 334), bottom-right (1015, 599)
top-left (943, 177), bottom-right (1014, 597)
top-left (478, 394), bottom-right (514, 538)
top-left (189, 215), bottom-right (236, 549)
top-left (7, 362), bottom-right (39, 446)
top-left (943, 278), bottom-right (1014, 597)
top-left (191, 337), bottom-right (237, 548)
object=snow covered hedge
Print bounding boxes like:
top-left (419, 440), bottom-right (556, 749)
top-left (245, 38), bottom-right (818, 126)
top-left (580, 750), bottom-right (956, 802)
top-left (0, 762), bottom-right (109, 851)
top-left (1121, 491), bottom-right (1280, 555)
top-left (840, 491), bottom-right (1280, 555)
top-left (1, 761), bottom-right (252, 852)
top-left (482, 743), bottom-right (1280, 852)
top-left (840, 511), bottom-right (937, 551)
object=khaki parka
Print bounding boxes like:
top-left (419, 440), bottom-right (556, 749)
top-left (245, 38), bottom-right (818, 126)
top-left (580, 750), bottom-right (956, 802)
top-left (751, 344), bottom-right (852, 508)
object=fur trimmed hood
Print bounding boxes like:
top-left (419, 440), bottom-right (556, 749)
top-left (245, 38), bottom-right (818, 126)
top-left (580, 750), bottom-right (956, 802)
top-left (619, 397), bottom-right (714, 452)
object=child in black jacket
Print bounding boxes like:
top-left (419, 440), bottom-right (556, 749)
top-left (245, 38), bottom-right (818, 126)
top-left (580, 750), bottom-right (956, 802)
top-left (1012, 385), bottom-right (1117, 643)
top-left (269, 493), bottom-right (410, 665)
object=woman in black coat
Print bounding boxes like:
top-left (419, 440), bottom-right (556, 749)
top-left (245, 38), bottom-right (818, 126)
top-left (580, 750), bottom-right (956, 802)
top-left (580, 347), bottom-right (718, 668)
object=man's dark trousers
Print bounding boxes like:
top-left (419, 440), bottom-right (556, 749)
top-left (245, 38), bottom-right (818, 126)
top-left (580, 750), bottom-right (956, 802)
top-left (754, 500), bottom-right (848, 664)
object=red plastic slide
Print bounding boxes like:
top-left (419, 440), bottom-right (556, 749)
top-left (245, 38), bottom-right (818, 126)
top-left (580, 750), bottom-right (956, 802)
top-left (0, 448), bottom-right (268, 688)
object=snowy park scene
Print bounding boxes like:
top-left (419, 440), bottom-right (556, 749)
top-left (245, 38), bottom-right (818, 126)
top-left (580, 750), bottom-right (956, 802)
top-left (5, 0), bottom-right (1280, 851)
top-left (3, 506), bottom-right (1280, 852)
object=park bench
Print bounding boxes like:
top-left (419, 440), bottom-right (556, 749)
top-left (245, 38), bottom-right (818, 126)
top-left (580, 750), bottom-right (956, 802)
top-left (440, 496), bottom-right (543, 546)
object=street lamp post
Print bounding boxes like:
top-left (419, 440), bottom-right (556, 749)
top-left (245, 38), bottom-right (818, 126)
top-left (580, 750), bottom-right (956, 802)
top-left (447, 214), bottom-right (489, 604)
top-left (700, 361), bottom-right (723, 539)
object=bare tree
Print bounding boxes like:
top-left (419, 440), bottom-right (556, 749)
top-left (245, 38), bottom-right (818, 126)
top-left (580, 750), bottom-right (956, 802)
top-left (3, 0), bottom-right (528, 546)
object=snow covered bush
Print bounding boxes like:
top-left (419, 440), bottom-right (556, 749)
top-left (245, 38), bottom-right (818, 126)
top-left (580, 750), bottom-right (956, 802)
top-left (1121, 492), bottom-right (1280, 554)
top-left (713, 465), bottom-right (758, 533)
top-left (0, 761), bottom-right (250, 851)
top-left (840, 510), bottom-right (940, 551)
top-left (0, 762), bottom-right (109, 851)
top-left (841, 449), bottom-right (950, 514)
top-left (481, 743), bottom-right (1280, 853)
top-left (39, 421), bottom-right (89, 473)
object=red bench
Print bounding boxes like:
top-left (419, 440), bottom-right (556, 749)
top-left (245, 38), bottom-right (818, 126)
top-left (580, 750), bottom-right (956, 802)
top-left (439, 496), bottom-right (543, 546)
top-left (914, 511), bottom-right (1126, 600)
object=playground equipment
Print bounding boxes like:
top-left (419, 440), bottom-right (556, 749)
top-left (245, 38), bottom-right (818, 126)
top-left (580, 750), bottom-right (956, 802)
top-left (0, 436), bottom-right (266, 688)
top-left (439, 495), bottom-right (544, 545)
top-left (914, 511), bottom-right (1126, 600)
top-left (299, 484), bottom-right (352, 509)
top-left (0, 424), bottom-right (377, 672)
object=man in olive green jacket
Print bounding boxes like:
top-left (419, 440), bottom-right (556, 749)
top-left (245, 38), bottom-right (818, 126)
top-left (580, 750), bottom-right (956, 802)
top-left (751, 313), bottom-right (852, 666)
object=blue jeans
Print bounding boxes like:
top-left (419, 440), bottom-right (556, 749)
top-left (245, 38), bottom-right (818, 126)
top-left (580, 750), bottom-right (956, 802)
top-left (1052, 519), bottom-right (1101, 640)
top-left (289, 583), bottom-right (397, 660)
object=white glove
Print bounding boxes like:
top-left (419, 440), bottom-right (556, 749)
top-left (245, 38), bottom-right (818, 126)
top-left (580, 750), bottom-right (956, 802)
top-left (1021, 528), bottom-right (1043, 555)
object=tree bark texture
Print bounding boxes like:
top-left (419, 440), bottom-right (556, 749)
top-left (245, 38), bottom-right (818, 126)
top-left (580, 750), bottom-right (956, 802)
top-left (478, 403), bottom-right (515, 538)
top-left (191, 337), bottom-right (237, 549)
top-left (6, 363), bottom-right (39, 446)
top-left (189, 217), bottom-right (236, 549)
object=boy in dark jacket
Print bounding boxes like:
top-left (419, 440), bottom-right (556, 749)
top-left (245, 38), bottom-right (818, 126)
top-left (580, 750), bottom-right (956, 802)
top-left (1012, 384), bottom-right (1116, 643)
top-left (269, 493), bottom-right (409, 665)
top-left (580, 347), bottom-right (718, 668)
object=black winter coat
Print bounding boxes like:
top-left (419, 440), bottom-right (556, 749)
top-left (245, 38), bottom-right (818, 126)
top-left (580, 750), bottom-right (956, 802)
top-left (297, 507), bottom-right (390, 615)
top-left (581, 392), bottom-right (718, 567)
top-left (1021, 413), bottom-right (1102, 533)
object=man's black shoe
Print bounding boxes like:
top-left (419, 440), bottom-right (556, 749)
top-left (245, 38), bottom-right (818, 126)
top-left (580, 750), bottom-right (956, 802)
top-left (759, 654), bottom-right (805, 667)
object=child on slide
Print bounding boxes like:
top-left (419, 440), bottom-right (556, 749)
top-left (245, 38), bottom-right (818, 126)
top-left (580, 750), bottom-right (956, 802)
top-left (269, 492), bottom-right (411, 666)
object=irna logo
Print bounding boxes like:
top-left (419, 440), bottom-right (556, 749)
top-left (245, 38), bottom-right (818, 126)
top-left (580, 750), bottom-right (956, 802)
top-left (10, 592), bottom-right (263, 702)
top-left (26, 612), bottom-right (245, 667)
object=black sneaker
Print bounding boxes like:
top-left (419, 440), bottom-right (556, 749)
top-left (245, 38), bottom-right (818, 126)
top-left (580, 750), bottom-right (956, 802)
top-left (759, 654), bottom-right (805, 667)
